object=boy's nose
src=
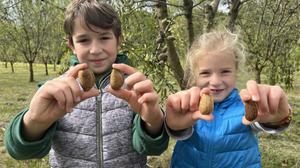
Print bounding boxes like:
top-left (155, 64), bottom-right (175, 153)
top-left (90, 42), bottom-right (102, 54)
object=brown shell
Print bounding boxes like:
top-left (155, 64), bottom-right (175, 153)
top-left (199, 93), bottom-right (214, 115)
top-left (78, 69), bottom-right (95, 91)
top-left (110, 68), bottom-right (124, 90)
top-left (244, 100), bottom-right (258, 121)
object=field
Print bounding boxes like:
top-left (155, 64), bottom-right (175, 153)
top-left (0, 62), bottom-right (299, 167)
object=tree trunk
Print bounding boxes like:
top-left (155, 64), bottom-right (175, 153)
top-left (29, 62), bottom-right (34, 82)
top-left (10, 62), bottom-right (14, 73)
top-left (255, 69), bottom-right (261, 84)
top-left (204, 0), bottom-right (220, 32)
top-left (5, 61), bottom-right (8, 68)
top-left (44, 63), bottom-right (49, 76)
top-left (53, 62), bottom-right (56, 71)
top-left (228, 0), bottom-right (241, 32)
top-left (183, 0), bottom-right (194, 47)
top-left (156, 0), bottom-right (185, 89)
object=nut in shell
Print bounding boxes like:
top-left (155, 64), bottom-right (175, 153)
top-left (110, 68), bottom-right (124, 90)
top-left (199, 94), bottom-right (214, 115)
top-left (78, 69), bottom-right (95, 91)
top-left (244, 100), bottom-right (258, 121)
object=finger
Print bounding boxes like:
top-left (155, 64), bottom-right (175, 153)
top-left (267, 86), bottom-right (282, 114)
top-left (132, 79), bottom-right (153, 94)
top-left (61, 84), bottom-right (75, 113)
top-left (246, 80), bottom-right (260, 101)
top-left (178, 91), bottom-right (190, 113)
top-left (64, 77), bottom-right (83, 103)
top-left (125, 72), bottom-right (147, 90)
top-left (189, 87), bottom-right (201, 112)
top-left (43, 80), bottom-right (66, 109)
top-left (239, 89), bottom-right (252, 101)
top-left (112, 63), bottom-right (137, 75)
top-left (192, 112), bottom-right (213, 121)
top-left (257, 85), bottom-right (269, 114)
top-left (66, 63), bottom-right (88, 78)
top-left (166, 94), bottom-right (182, 114)
top-left (199, 87), bottom-right (210, 95)
top-left (242, 116), bottom-right (252, 125)
top-left (81, 87), bottom-right (100, 100)
top-left (107, 86), bottom-right (132, 102)
top-left (138, 92), bottom-right (159, 104)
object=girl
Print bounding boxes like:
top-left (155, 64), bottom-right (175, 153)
top-left (165, 30), bottom-right (291, 168)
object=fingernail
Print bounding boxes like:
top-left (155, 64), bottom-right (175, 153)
top-left (252, 95), bottom-right (259, 101)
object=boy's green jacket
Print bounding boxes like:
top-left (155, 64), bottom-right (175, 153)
top-left (4, 54), bottom-right (169, 161)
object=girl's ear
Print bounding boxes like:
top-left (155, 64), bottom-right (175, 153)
top-left (67, 38), bottom-right (76, 54)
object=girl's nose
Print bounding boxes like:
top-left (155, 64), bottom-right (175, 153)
top-left (210, 73), bottom-right (222, 86)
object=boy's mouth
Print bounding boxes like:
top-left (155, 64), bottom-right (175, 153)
top-left (89, 58), bottom-right (106, 66)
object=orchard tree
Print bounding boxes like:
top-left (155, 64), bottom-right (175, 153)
top-left (239, 0), bottom-right (300, 88)
top-left (2, 0), bottom-right (62, 82)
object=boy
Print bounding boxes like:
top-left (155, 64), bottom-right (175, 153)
top-left (4, 1), bottom-right (168, 167)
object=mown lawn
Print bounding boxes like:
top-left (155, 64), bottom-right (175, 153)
top-left (0, 62), bottom-right (299, 167)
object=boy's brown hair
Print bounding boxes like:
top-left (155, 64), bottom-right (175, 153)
top-left (64, 0), bottom-right (122, 46)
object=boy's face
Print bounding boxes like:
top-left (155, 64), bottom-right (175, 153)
top-left (69, 18), bottom-right (120, 75)
top-left (195, 49), bottom-right (237, 102)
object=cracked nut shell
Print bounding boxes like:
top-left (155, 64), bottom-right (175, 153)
top-left (244, 100), bottom-right (258, 121)
top-left (110, 68), bottom-right (124, 90)
top-left (78, 69), bottom-right (95, 91)
top-left (199, 93), bottom-right (214, 115)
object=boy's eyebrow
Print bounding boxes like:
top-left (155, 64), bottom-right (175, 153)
top-left (75, 31), bottom-right (113, 38)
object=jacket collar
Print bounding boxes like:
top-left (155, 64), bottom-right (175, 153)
top-left (214, 88), bottom-right (241, 114)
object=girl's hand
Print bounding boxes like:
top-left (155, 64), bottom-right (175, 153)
top-left (240, 80), bottom-right (290, 125)
top-left (107, 64), bottom-right (163, 135)
top-left (165, 87), bottom-right (213, 131)
top-left (23, 63), bottom-right (99, 140)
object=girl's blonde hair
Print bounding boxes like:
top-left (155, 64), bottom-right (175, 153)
top-left (185, 29), bottom-right (246, 87)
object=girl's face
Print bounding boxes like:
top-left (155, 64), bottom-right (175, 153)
top-left (69, 18), bottom-right (120, 75)
top-left (196, 49), bottom-right (237, 102)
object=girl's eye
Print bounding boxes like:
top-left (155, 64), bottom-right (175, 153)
top-left (222, 70), bottom-right (231, 74)
top-left (77, 39), bottom-right (89, 43)
top-left (199, 71), bottom-right (210, 77)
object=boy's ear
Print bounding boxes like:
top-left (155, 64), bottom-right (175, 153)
top-left (117, 36), bottom-right (123, 49)
top-left (67, 38), bottom-right (76, 54)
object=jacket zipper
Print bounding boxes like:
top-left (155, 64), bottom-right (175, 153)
top-left (96, 74), bottom-right (110, 168)
top-left (208, 104), bottom-right (219, 168)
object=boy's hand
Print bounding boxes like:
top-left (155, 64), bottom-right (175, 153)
top-left (165, 87), bottom-right (213, 131)
top-left (240, 80), bottom-right (290, 125)
top-left (23, 63), bottom-right (99, 140)
top-left (107, 64), bottom-right (163, 135)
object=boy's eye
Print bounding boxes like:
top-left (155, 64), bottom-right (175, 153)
top-left (100, 36), bottom-right (112, 40)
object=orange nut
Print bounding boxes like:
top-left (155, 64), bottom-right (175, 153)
top-left (199, 94), bottom-right (214, 115)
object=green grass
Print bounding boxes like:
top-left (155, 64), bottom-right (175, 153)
top-left (0, 62), bottom-right (299, 167)
top-left (0, 62), bottom-right (57, 168)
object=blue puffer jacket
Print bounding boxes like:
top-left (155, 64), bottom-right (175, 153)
top-left (171, 89), bottom-right (261, 168)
